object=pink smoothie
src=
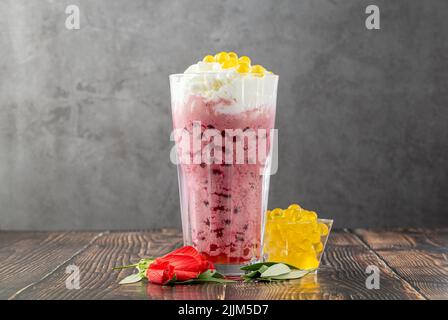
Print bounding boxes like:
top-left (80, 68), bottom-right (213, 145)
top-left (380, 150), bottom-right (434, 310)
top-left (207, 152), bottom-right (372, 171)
top-left (172, 95), bottom-right (276, 264)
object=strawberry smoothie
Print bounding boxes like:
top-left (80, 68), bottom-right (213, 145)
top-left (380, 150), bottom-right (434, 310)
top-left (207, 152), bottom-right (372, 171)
top-left (169, 53), bottom-right (278, 272)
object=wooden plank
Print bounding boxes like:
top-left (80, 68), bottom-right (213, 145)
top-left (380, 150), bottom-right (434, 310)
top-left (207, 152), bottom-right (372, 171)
top-left (0, 231), bottom-right (102, 299)
top-left (354, 228), bottom-right (448, 300)
top-left (12, 230), bottom-right (423, 300)
top-left (220, 231), bottom-right (423, 300)
top-left (12, 229), bottom-right (183, 300)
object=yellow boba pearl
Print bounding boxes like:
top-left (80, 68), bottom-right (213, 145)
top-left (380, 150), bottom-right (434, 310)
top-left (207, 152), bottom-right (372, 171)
top-left (222, 57), bottom-right (238, 69)
top-left (228, 52), bottom-right (238, 59)
top-left (251, 65), bottom-right (265, 76)
top-left (239, 56), bottom-right (251, 65)
top-left (319, 222), bottom-right (329, 236)
top-left (202, 55), bottom-right (215, 63)
top-left (236, 62), bottom-right (251, 74)
top-left (214, 52), bottom-right (229, 64)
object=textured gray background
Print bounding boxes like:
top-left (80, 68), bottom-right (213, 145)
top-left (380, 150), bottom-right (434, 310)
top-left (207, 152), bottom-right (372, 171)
top-left (0, 0), bottom-right (447, 230)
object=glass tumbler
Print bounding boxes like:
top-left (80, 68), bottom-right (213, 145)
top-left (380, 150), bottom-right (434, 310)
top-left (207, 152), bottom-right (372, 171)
top-left (169, 73), bottom-right (278, 274)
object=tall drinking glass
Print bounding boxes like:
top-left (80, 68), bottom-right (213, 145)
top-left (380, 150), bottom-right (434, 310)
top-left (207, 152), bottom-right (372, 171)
top-left (169, 73), bottom-right (278, 274)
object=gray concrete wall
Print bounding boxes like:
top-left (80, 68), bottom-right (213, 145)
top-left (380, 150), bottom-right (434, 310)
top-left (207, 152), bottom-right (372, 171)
top-left (0, 0), bottom-right (447, 230)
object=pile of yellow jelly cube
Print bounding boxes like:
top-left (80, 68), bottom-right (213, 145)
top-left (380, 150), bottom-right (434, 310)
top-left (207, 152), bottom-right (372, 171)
top-left (264, 204), bottom-right (331, 270)
top-left (202, 52), bottom-right (273, 76)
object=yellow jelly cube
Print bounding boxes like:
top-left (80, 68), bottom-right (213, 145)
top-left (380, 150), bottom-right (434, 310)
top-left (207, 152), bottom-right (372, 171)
top-left (302, 210), bottom-right (318, 221)
top-left (202, 55), bottom-right (215, 63)
top-left (288, 203), bottom-right (302, 211)
top-left (269, 208), bottom-right (284, 219)
top-left (264, 203), bottom-right (331, 271)
top-left (295, 238), bottom-right (313, 252)
top-left (286, 253), bottom-right (301, 266)
top-left (239, 56), bottom-right (251, 65)
top-left (284, 208), bottom-right (297, 221)
top-left (296, 253), bottom-right (319, 270)
top-left (214, 51), bottom-right (229, 64)
top-left (310, 231), bottom-right (321, 244)
top-left (314, 242), bottom-right (324, 253)
top-left (319, 222), bottom-right (329, 236)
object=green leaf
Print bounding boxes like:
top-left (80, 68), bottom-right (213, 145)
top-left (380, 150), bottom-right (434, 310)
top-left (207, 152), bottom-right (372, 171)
top-left (244, 270), bottom-right (261, 279)
top-left (197, 269), bottom-right (227, 280)
top-left (241, 261), bottom-right (298, 271)
top-left (137, 258), bottom-right (155, 270)
top-left (241, 262), bottom-right (275, 271)
top-left (258, 265), bottom-right (270, 274)
top-left (260, 263), bottom-right (291, 278)
top-left (212, 271), bottom-right (225, 279)
top-left (198, 269), bottom-right (215, 279)
top-left (113, 257), bottom-right (155, 271)
top-left (119, 273), bottom-right (143, 285)
top-left (136, 258), bottom-right (155, 276)
top-left (113, 263), bottom-right (138, 270)
top-left (166, 274), bottom-right (178, 285)
top-left (268, 269), bottom-right (310, 280)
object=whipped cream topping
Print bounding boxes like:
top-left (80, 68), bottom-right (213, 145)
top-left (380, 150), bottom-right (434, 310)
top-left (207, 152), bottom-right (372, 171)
top-left (170, 61), bottom-right (278, 114)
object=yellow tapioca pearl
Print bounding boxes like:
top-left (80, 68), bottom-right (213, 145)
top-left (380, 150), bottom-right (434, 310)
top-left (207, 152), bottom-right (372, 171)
top-left (222, 57), bottom-right (238, 69)
top-left (251, 64), bottom-right (265, 76)
top-left (239, 56), bottom-right (251, 65)
top-left (236, 62), bottom-right (250, 74)
top-left (318, 222), bottom-right (329, 236)
top-left (202, 55), bottom-right (215, 63)
top-left (214, 52), bottom-right (229, 64)
top-left (228, 52), bottom-right (238, 59)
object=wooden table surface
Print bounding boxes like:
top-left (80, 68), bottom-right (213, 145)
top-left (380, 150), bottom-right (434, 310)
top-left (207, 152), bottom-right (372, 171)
top-left (0, 229), bottom-right (447, 300)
